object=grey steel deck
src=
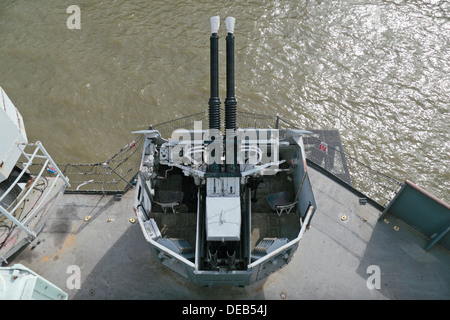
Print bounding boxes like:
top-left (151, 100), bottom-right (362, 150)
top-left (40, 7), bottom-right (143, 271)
top-left (10, 165), bottom-right (449, 300)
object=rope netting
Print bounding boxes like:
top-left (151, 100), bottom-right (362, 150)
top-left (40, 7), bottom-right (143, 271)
top-left (56, 136), bottom-right (144, 195)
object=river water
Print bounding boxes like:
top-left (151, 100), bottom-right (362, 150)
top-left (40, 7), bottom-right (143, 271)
top-left (0, 0), bottom-right (448, 201)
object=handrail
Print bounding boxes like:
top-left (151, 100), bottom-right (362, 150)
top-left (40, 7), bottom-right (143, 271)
top-left (9, 159), bottom-right (49, 216)
top-left (0, 203), bottom-right (35, 238)
top-left (0, 145), bottom-right (40, 203)
top-left (0, 142), bottom-right (70, 240)
top-left (20, 173), bottom-right (61, 227)
top-left (28, 142), bottom-right (71, 188)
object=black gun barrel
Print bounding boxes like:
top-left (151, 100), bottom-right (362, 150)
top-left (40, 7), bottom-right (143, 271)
top-left (224, 17), bottom-right (237, 132)
top-left (224, 17), bottom-right (237, 174)
top-left (208, 16), bottom-right (221, 131)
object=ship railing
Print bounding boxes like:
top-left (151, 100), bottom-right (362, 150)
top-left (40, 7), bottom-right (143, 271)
top-left (0, 142), bottom-right (70, 263)
top-left (0, 142), bottom-right (70, 237)
top-left (54, 136), bottom-right (144, 196)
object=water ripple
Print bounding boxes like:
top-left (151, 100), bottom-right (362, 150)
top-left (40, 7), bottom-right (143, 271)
top-left (0, 0), bottom-right (448, 200)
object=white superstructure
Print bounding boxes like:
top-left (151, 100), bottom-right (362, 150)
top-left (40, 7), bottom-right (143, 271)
top-left (0, 87), bottom-right (28, 183)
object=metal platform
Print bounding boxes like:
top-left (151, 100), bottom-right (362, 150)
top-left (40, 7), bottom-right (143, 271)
top-left (9, 164), bottom-right (449, 300)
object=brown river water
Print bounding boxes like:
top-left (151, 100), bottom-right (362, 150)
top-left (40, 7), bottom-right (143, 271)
top-left (0, 0), bottom-right (448, 201)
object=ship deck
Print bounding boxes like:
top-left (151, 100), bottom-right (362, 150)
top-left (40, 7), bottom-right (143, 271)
top-left (9, 164), bottom-right (450, 300)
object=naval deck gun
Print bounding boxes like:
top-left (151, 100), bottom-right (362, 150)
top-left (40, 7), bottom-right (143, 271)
top-left (133, 17), bottom-right (316, 286)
